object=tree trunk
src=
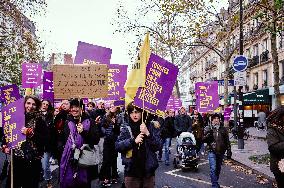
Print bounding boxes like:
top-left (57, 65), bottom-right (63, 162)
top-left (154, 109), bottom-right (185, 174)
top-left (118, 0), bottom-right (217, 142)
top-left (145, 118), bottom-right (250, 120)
top-left (169, 45), bottom-right (181, 98)
top-left (223, 58), bottom-right (230, 108)
top-left (271, 16), bottom-right (281, 108)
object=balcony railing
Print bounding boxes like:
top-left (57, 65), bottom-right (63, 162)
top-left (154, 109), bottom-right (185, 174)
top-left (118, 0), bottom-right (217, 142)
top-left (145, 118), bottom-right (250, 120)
top-left (248, 55), bottom-right (260, 68)
top-left (260, 50), bottom-right (269, 62)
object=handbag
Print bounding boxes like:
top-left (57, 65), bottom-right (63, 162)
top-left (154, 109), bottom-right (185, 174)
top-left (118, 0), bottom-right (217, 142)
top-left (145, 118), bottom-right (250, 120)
top-left (70, 132), bottom-right (100, 168)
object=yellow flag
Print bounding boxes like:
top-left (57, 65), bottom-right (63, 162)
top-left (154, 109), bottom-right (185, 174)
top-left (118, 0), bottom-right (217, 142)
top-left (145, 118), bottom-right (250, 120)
top-left (124, 33), bottom-right (150, 106)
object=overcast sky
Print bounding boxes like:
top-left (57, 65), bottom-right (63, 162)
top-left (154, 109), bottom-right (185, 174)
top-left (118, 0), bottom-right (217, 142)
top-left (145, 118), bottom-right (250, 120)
top-left (34, 0), bottom-right (228, 65)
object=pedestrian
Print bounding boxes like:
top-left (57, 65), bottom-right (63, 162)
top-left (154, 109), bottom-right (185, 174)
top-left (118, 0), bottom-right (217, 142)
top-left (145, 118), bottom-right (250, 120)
top-left (40, 99), bottom-right (56, 188)
top-left (99, 106), bottom-right (120, 187)
top-left (54, 99), bottom-right (70, 163)
top-left (266, 106), bottom-right (284, 188)
top-left (60, 98), bottom-right (100, 188)
top-left (174, 106), bottom-right (192, 152)
top-left (86, 102), bottom-right (95, 117)
top-left (160, 109), bottom-right (176, 166)
top-left (203, 114), bottom-right (232, 188)
top-left (257, 110), bottom-right (266, 130)
top-left (115, 102), bottom-right (163, 188)
top-left (192, 111), bottom-right (204, 156)
top-left (2, 96), bottom-right (48, 188)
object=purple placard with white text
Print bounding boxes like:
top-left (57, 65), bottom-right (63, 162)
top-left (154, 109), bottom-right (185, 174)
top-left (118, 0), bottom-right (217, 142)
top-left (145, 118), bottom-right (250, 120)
top-left (74, 41), bottom-right (112, 64)
top-left (22, 63), bottom-right (42, 88)
top-left (108, 64), bottom-right (127, 100)
top-left (43, 72), bottom-right (54, 102)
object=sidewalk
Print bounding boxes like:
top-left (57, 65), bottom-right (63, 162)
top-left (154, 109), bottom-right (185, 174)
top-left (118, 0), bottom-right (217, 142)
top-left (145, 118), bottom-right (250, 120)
top-left (230, 127), bottom-right (274, 179)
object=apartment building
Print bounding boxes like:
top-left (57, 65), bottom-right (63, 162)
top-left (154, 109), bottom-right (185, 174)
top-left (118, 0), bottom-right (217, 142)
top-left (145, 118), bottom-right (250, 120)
top-left (178, 0), bottom-right (284, 116)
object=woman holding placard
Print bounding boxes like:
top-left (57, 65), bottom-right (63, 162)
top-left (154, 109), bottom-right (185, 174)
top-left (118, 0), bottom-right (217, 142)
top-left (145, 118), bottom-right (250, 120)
top-left (2, 96), bottom-right (48, 188)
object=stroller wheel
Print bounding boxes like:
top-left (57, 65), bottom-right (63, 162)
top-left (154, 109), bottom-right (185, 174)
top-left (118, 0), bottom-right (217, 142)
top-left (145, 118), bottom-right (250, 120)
top-left (194, 165), bottom-right (198, 172)
top-left (173, 158), bottom-right (178, 169)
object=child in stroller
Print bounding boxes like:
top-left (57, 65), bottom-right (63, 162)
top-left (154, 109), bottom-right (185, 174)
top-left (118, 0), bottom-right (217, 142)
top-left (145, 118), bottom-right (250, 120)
top-left (173, 132), bottom-right (198, 171)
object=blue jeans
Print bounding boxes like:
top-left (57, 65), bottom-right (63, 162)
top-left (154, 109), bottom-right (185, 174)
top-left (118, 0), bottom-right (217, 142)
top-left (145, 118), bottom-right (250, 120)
top-left (208, 152), bottom-right (223, 188)
top-left (41, 152), bottom-right (52, 181)
top-left (163, 138), bottom-right (171, 164)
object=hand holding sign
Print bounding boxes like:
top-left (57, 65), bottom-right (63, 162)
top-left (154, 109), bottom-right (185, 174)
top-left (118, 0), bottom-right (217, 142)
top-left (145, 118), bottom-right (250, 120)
top-left (140, 123), bottom-right (149, 136)
top-left (135, 133), bottom-right (144, 144)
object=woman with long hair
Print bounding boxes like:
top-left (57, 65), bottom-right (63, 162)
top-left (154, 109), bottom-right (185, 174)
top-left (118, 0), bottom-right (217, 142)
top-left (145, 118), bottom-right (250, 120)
top-left (2, 96), bottom-right (48, 188)
top-left (267, 106), bottom-right (284, 188)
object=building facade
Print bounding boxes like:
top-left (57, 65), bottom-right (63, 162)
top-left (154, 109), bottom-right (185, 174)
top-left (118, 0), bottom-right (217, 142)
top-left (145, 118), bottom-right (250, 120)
top-left (178, 0), bottom-right (284, 118)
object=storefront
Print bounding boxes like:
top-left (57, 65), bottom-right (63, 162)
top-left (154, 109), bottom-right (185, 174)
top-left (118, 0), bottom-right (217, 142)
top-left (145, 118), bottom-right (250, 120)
top-left (243, 89), bottom-right (271, 127)
top-left (269, 85), bottom-right (284, 109)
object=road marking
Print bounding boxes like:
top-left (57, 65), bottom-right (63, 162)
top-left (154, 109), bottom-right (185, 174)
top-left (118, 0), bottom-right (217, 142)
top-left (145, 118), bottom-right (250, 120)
top-left (165, 160), bottom-right (233, 188)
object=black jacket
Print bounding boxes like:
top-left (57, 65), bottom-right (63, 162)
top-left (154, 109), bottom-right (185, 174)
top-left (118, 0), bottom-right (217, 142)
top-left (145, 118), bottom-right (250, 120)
top-left (161, 117), bottom-right (175, 139)
top-left (267, 127), bottom-right (284, 173)
top-left (174, 114), bottom-right (192, 136)
top-left (41, 111), bottom-right (57, 154)
top-left (203, 125), bottom-right (231, 156)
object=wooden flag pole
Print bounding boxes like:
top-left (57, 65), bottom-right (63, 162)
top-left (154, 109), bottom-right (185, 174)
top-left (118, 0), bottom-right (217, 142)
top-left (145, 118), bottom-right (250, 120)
top-left (11, 149), bottom-right (13, 188)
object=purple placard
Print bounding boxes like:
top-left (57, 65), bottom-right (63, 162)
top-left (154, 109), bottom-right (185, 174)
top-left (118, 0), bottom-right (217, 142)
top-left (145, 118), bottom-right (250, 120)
top-left (74, 41), bottom-right (112, 64)
top-left (22, 62), bottom-right (42, 88)
top-left (2, 98), bottom-right (26, 148)
top-left (134, 53), bottom-right (179, 116)
top-left (224, 107), bottom-right (232, 121)
top-left (43, 72), bottom-right (54, 102)
top-left (113, 100), bottom-right (125, 107)
top-left (108, 64), bottom-right (127, 100)
top-left (0, 84), bottom-right (21, 106)
top-left (195, 81), bottom-right (219, 113)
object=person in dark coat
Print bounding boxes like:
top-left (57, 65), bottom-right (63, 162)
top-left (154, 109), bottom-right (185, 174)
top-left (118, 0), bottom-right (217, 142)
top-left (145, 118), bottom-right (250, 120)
top-left (40, 99), bottom-right (56, 187)
top-left (174, 106), bottom-right (192, 136)
top-left (54, 99), bottom-right (70, 162)
top-left (203, 114), bottom-right (231, 188)
top-left (99, 107), bottom-right (120, 186)
top-left (266, 107), bottom-right (284, 188)
top-left (160, 109), bottom-right (175, 166)
top-left (60, 98), bottom-right (100, 188)
top-left (2, 96), bottom-right (48, 188)
top-left (191, 110), bottom-right (204, 155)
top-left (115, 102), bottom-right (163, 188)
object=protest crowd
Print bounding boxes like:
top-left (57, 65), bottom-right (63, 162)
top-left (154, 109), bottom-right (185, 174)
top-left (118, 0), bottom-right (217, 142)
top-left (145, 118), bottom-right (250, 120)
top-left (1, 34), bottom-right (284, 188)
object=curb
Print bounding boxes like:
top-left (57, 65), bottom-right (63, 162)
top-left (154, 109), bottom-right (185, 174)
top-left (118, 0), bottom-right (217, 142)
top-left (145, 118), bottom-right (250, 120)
top-left (230, 157), bottom-right (275, 180)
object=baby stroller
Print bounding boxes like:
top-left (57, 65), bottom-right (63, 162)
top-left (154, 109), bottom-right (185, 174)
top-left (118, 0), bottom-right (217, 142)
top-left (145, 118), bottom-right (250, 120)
top-left (173, 132), bottom-right (198, 171)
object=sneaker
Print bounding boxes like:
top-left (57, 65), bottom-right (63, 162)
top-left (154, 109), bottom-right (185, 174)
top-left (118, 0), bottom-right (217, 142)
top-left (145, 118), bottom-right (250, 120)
top-left (112, 178), bottom-right (118, 184)
top-left (101, 179), bottom-right (111, 187)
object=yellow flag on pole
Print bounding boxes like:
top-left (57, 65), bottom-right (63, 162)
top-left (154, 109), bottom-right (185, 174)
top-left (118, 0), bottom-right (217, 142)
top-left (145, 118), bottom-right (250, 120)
top-left (25, 88), bottom-right (34, 96)
top-left (124, 33), bottom-right (150, 106)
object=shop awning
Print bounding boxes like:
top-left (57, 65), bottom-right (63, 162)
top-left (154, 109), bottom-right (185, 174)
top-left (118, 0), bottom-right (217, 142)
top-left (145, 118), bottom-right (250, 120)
top-left (243, 89), bottom-right (271, 105)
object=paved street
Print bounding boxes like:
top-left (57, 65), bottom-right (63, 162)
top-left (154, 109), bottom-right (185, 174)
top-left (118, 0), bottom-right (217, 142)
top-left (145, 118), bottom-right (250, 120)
top-left (0, 142), bottom-right (276, 188)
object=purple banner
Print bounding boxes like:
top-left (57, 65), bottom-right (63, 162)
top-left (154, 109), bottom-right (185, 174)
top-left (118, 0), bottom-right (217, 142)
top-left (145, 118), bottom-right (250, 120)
top-left (0, 84), bottom-right (21, 106)
top-left (43, 72), bottom-right (54, 102)
top-left (74, 41), bottom-right (112, 64)
top-left (166, 96), bottom-right (182, 111)
top-left (22, 63), bottom-right (42, 88)
top-left (2, 98), bottom-right (26, 148)
top-left (195, 81), bottom-right (219, 113)
top-left (134, 53), bottom-right (179, 116)
top-left (108, 64), bottom-right (127, 100)
top-left (114, 100), bottom-right (125, 107)
top-left (224, 107), bottom-right (232, 121)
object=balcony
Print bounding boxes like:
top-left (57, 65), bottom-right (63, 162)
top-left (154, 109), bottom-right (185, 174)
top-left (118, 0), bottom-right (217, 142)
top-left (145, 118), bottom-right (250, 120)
top-left (260, 50), bottom-right (269, 62)
top-left (248, 56), bottom-right (259, 68)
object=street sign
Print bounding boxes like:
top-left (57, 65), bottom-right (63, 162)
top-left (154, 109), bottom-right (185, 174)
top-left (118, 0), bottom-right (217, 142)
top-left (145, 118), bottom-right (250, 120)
top-left (234, 71), bottom-right (247, 86)
top-left (217, 79), bottom-right (234, 86)
top-left (233, 55), bottom-right (248, 72)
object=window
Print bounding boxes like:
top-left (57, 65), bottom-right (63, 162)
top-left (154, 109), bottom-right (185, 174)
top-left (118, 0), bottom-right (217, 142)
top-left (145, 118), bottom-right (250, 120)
top-left (254, 73), bottom-right (259, 85)
top-left (280, 31), bottom-right (284, 49)
top-left (263, 70), bottom-right (268, 86)
top-left (262, 38), bottom-right (268, 51)
top-left (253, 44), bottom-right (259, 56)
top-left (246, 48), bottom-right (251, 58)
